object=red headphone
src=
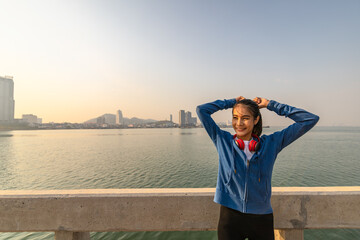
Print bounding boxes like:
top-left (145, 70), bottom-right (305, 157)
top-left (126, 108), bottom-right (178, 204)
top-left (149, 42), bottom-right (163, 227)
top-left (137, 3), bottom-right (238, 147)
top-left (233, 134), bottom-right (260, 152)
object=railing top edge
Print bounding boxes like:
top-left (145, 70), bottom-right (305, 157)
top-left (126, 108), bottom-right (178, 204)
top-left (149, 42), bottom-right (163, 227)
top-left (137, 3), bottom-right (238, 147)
top-left (0, 186), bottom-right (359, 198)
top-left (0, 188), bottom-right (216, 198)
top-left (272, 186), bottom-right (360, 195)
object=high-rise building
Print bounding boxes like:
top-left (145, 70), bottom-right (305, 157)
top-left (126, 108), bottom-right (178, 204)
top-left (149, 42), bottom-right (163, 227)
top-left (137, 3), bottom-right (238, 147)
top-left (185, 111), bottom-right (192, 125)
top-left (179, 110), bottom-right (185, 127)
top-left (116, 110), bottom-right (124, 125)
top-left (0, 76), bottom-right (15, 122)
top-left (185, 111), bottom-right (197, 126)
top-left (170, 114), bottom-right (173, 122)
top-left (179, 110), bottom-right (197, 127)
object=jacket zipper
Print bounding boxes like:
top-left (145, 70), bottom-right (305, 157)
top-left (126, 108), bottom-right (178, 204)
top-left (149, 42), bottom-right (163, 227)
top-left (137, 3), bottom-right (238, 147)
top-left (243, 158), bottom-right (250, 211)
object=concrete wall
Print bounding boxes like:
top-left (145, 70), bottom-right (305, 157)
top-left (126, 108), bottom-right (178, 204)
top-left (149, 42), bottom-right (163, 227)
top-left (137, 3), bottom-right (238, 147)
top-left (0, 187), bottom-right (359, 239)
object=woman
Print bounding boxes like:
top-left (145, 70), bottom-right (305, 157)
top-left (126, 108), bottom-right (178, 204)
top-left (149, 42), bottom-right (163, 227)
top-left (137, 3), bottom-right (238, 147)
top-left (196, 96), bottom-right (319, 240)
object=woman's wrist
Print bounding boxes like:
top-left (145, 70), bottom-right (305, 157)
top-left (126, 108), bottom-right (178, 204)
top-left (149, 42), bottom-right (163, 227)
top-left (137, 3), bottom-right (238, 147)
top-left (263, 99), bottom-right (270, 108)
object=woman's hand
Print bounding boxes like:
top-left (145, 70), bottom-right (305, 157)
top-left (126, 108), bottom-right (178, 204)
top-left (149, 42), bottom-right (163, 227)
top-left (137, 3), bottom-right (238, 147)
top-left (235, 96), bottom-right (245, 102)
top-left (253, 97), bottom-right (269, 109)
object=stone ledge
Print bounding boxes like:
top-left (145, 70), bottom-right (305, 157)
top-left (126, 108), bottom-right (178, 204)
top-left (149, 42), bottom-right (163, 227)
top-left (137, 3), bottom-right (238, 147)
top-left (0, 187), bottom-right (359, 232)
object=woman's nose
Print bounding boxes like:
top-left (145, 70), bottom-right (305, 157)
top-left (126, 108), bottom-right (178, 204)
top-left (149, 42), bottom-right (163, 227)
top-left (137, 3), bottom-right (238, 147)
top-left (236, 119), bottom-right (243, 125)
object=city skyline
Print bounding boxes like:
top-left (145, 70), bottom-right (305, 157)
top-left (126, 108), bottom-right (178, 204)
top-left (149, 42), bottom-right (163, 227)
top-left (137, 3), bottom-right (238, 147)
top-left (1, 1), bottom-right (359, 126)
top-left (0, 76), bottom-right (196, 125)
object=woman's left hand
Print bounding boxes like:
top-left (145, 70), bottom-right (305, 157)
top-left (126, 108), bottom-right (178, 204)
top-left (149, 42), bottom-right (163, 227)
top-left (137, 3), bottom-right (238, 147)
top-left (253, 97), bottom-right (269, 109)
top-left (235, 96), bottom-right (245, 102)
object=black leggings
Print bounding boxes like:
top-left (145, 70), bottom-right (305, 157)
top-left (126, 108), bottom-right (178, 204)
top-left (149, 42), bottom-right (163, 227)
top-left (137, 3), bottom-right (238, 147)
top-left (217, 205), bottom-right (275, 240)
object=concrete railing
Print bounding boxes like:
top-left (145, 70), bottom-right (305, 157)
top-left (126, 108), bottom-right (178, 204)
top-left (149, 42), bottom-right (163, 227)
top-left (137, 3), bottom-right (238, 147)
top-left (0, 187), bottom-right (359, 240)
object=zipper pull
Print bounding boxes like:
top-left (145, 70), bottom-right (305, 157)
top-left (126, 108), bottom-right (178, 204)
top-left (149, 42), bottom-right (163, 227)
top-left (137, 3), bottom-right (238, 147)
top-left (247, 159), bottom-right (249, 167)
top-left (259, 177), bottom-right (260, 182)
top-left (234, 169), bottom-right (237, 174)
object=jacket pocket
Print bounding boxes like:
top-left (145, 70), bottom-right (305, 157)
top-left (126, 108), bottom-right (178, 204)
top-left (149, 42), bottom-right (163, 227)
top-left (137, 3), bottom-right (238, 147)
top-left (224, 171), bottom-right (245, 200)
top-left (224, 170), bottom-right (232, 186)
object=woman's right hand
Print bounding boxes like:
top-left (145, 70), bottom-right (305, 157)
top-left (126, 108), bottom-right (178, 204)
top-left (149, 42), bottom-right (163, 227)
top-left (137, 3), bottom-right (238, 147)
top-left (253, 97), bottom-right (269, 109)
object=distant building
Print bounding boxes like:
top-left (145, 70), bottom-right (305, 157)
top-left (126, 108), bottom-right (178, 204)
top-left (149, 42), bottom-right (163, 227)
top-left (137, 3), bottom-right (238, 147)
top-left (191, 116), bottom-right (197, 125)
top-left (185, 111), bottom-right (197, 126)
top-left (102, 114), bottom-right (116, 125)
top-left (179, 110), bottom-right (197, 127)
top-left (185, 111), bottom-right (191, 125)
top-left (0, 76), bottom-right (15, 122)
top-left (116, 110), bottom-right (124, 125)
top-left (96, 116), bottom-right (105, 125)
top-left (22, 114), bottom-right (41, 125)
top-left (170, 114), bottom-right (173, 122)
top-left (179, 110), bottom-right (185, 127)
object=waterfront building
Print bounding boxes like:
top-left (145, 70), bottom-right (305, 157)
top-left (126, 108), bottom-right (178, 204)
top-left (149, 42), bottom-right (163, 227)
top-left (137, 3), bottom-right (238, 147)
top-left (94, 114), bottom-right (116, 125)
top-left (103, 114), bottom-right (116, 125)
top-left (170, 114), bottom-right (173, 122)
top-left (185, 111), bottom-right (191, 125)
top-left (185, 111), bottom-right (197, 126)
top-left (191, 116), bottom-right (197, 125)
top-left (97, 116), bottom-right (105, 125)
top-left (116, 110), bottom-right (124, 125)
top-left (179, 110), bottom-right (197, 127)
top-left (0, 76), bottom-right (15, 122)
top-left (22, 114), bottom-right (41, 125)
top-left (179, 110), bottom-right (185, 127)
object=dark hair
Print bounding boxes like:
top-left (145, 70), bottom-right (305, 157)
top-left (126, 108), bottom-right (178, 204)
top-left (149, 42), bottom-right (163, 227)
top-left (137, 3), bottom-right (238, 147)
top-left (233, 99), bottom-right (263, 136)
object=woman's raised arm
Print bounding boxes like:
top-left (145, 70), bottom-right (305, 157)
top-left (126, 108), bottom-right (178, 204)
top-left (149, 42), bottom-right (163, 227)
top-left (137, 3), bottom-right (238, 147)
top-left (196, 98), bottom-right (239, 144)
top-left (266, 100), bottom-right (320, 153)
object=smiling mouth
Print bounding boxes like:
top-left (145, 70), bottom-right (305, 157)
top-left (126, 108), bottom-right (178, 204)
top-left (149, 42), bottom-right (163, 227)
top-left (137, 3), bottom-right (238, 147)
top-left (236, 128), bottom-right (246, 131)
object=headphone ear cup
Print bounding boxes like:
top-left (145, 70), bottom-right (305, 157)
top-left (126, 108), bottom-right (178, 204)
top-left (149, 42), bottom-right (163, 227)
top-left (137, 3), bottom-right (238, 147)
top-left (255, 141), bottom-right (261, 152)
top-left (236, 139), bottom-right (245, 150)
top-left (249, 140), bottom-right (256, 152)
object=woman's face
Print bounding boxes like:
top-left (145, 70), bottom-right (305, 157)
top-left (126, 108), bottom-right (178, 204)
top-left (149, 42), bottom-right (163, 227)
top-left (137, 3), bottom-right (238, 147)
top-left (232, 104), bottom-right (259, 140)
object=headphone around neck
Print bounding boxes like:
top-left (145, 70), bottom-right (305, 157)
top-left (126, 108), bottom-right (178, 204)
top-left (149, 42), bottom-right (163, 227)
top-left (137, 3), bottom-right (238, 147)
top-left (233, 133), bottom-right (260, 152)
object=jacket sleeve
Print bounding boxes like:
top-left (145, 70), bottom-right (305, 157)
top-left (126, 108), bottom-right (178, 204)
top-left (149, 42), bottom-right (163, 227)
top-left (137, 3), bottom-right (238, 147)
top-left (267, 100), bottom-right (320, 153)
top-left (196, 98), bottom-right (237, 144)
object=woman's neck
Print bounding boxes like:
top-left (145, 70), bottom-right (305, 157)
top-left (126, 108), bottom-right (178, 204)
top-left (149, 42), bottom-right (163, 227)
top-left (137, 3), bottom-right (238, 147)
top-left (236, 134), bottom-right (252, 141)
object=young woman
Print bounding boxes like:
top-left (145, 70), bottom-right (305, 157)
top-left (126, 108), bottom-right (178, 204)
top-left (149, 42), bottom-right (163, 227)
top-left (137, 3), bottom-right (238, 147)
top-left (196, 96), bottom-right (319, 240)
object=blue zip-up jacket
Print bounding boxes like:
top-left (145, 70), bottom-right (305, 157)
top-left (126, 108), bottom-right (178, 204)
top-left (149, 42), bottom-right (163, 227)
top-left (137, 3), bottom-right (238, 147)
top-left (196, 99), bottom-right (319, 214)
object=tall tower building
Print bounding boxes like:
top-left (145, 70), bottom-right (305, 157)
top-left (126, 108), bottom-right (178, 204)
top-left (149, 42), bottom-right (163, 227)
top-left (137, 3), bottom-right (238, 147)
top-left (0, 76), bottom-right (15, 122)
top-left (116, 110), bottom-right (124, 125)
top-left (170, 114), bottom-right (173, 122)
top-left (185, 111), bottom-right (192, 125)
top-left (179, 110), bottom-right (186, 127)
top-left (179, 110), bottom-right (185, 127)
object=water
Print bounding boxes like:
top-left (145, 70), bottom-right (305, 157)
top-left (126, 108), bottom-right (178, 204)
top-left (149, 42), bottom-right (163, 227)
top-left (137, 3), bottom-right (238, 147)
top-left (0, 127), bottom-right (359, 239)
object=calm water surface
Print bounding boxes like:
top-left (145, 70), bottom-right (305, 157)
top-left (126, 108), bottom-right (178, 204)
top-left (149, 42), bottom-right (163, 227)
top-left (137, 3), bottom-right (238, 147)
top-left (0, 127), bottom-right (359, 239)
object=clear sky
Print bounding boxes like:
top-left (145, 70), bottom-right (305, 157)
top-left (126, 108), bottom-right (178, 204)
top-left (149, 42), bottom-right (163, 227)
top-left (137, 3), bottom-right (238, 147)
top-left (0, 0), bottom-right (359, 126)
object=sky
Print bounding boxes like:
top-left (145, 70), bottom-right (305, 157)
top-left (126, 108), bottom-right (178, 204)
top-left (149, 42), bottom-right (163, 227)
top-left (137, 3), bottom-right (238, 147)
top-left (0, 0), bottom-right (359, 126)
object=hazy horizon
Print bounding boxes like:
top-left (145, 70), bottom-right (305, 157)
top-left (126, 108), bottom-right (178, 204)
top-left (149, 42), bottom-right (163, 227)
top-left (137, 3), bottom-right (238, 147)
top-left (1, 0), bottom-right (359, 126)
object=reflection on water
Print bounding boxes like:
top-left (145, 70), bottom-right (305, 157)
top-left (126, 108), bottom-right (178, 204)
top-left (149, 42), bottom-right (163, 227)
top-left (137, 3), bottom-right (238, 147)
top-left (0, 134), bottom-right (13, 137)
